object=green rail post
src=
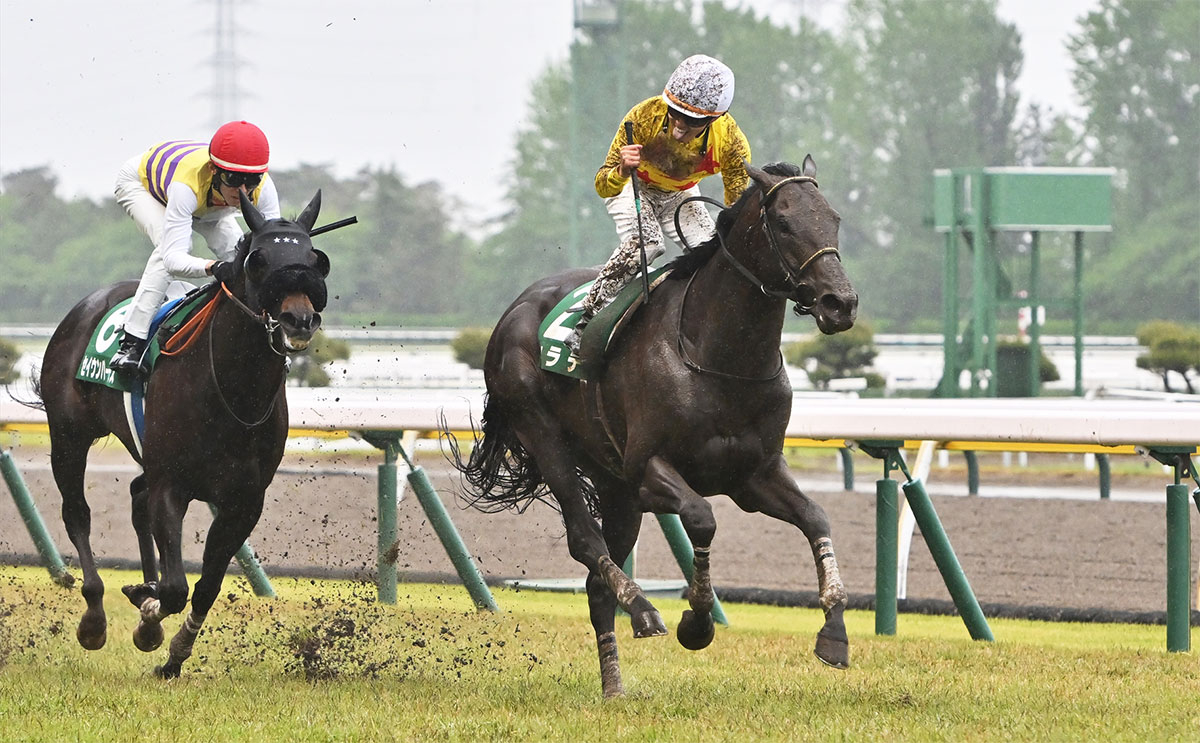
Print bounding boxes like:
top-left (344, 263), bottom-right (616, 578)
top-left (655, 513), bottom-right (729, 625)
top-left (376, 437), bottom-right (399, 604)
top-left (902, 478), bottom-right (994, 641)
top-left (839, 448), bottom-right (855, 491)
top-left (2, 449), bottom-right (72, 586)
top-left (875, 476), bottom-right (899, 636)
top-left (1097, 454), bottom-right (1111, 500)
top-left (1166, 480), bottom-right (1190, 652)
top-left (205, 503), bottom-right (275, 598)
top-left (963, 451), bottom-right (979, 495)
top-left (1145, 447), bottom-right (1196, 652)
top-left (398, 446), bottom-right (498, 612)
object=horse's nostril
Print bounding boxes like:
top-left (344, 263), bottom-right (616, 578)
top-left (280, 312), bottom-right (311, 332)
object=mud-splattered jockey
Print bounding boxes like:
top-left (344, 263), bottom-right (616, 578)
top-left (568, 54), bottom-right (752, 350)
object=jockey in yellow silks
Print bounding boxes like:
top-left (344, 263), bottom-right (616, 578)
top-left (110, 120), bottom-right (281, 376)
top-left (568, 54), bottom-right (752, 350)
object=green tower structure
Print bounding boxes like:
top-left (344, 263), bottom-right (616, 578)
top-left (933, 167), bottom-right (1114, 397)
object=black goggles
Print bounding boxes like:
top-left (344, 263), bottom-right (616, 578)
top-left (669, 110), bottom-right (716, 129)
top-left (218, 170), bottom-right (263, 190)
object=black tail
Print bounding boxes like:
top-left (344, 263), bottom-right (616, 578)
top-left (442, 395), bottom-right (555, 514)
top-left (7, 367), bottom-right (46, 411)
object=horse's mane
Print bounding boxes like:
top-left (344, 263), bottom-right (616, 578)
top-left (664, 162), bottom-right (806, 280)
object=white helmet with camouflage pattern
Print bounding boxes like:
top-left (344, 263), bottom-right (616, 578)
top-left (662, 54), bottom-right (735, 118)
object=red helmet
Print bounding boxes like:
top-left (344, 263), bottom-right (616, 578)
top-left (209, 120), bottom-right (270, 173)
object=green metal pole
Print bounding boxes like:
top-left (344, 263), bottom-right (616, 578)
top-left (1097, 454), bottom-right (1111, 500)
top-left (405, 460), bottom-right (498, 612)
top-left (1073, 232), bottom-right (1085, 396)
top-left (942, 230), bottom-right (959, 397)
top-left (205, 502), bottom-right (274, 598)
top-left (1166, 481), bottom-right (1191, 652)
top-left (2, 449), bottom-right (72, 586)
top-left (655, 513), bottom-right (728, 626)
top-left (963, 451), bottom-right (979, 495)
top-left (839, 448), bottom-right (855, 491)
top-left (875, 477), bottom-right (899, 635)
top-left (377, 439), bottom-right (399, 604)
top-left (1028, 231), bottom-right (1041, 398)
top-left (968, 171), bottom-right (988, 397)
top-left (901, 478), bottom-right (994, 641)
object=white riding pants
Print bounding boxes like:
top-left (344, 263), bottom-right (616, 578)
top-left (114, 156), bottom-right (243, 338)
top-left (584, 180), bottom-right (716, 315)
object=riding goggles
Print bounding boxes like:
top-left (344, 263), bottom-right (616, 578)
top-left (218, 169), bottom-right (263, 190)
top-left (668, 110), bottom-right (716, 129)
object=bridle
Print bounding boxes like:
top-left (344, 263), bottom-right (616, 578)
top-left (675, 175), bottom-right (841, 312)
top-left (218, 282), bottom-right (287, 357)
top-left (207, 249), bottom-right (323, 427)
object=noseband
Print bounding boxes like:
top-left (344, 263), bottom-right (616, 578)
top-left (675, 175), bottom-right (841, 310)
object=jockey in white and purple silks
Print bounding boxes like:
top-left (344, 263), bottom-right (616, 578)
top-left (109, 120), bottom-right (281, 376)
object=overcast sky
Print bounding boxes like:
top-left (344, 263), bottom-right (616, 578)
top-left (0, 0), bottom-right (1098, 223)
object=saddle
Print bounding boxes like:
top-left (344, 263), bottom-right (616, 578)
top-left (75, 282), bottom-right (218, 392)
top-left (538, 267), bottom-right (670, 380)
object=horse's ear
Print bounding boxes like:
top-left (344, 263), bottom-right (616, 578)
top-left (745, 161), bottom-right (771, 190)
top-left (802, 154), bottom-right (817, 179)
top-left (297, 190), bottom-right (322, 234)
top-left (313, 249), bottom-right (331, 278)
top-left (239, 190), bottom-right (267, 233)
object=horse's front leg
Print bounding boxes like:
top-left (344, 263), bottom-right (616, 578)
top-left (731, 455), bottom-right (850, 669)
top-left (638, 456), bottom-right (718, 651)
top-left (156, 497), bottom-right (264, 679)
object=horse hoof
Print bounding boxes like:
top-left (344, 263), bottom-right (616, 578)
top-left (676, 609), bottom-right (715, 651)
top-left (154, 663), bottom-right (182, 680)
top-left (814, 605), bottom-right (850, 668)
top-left (814, 628), bottom-right (850, 669)
top-left (121, 582), bottom-right (158, 609)
top-left (631, 609), bottom-right (668, 639)
top-left (133, 621), bottom-right (164, 652)
top-left (76, 610), bottom-right (107, 650)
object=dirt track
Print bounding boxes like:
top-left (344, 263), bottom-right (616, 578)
top-left (2, 438), bottom-right (1197, 619)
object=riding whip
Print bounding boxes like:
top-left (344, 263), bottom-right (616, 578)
top-left (624, 121), bottom-right (651, 303)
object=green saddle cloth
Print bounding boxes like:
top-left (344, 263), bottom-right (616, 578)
top-left (75, 286), bottom-right (216, 392)
top-left (538, 267), bottom-right (670, 380)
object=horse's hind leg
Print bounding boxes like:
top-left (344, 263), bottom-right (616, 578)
top-left (732, 455), bottom-right (850, 669)
top-left (49, 429), bottom-right (106, 650)
top-left (638, 456), bottom-right (717, 651)
top-left (514, 418), bottom-right (666, 641)
top-left (120, 474), bottom-right (164, 652)
top-left (585, 481), bottom-right (645, 698)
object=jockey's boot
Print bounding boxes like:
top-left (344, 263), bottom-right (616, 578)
top-left (565, 314), bottom-right (591, 353)
top-left (109, 332), bottom-right (150, 377)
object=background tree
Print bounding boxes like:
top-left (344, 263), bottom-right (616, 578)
top-left (0, 337), bottom-right (20, 384)
top-left (1135, 320), bottom-right (1200, 393)
top-left (784, 320), bottom-right (881, 389)
top-left (1069, 0), bottom-right (1200, 328)
top-left (287, 329), bottom-right (352, 387)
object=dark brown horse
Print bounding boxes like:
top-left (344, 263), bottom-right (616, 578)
top-left (36, 190), bottom-right (330, 678)
top-left (453, 159), bottom-right (859, 697)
